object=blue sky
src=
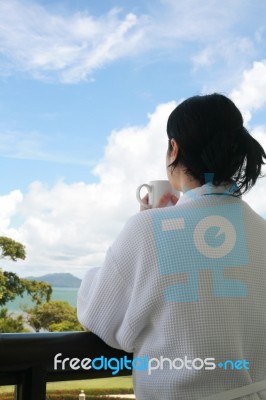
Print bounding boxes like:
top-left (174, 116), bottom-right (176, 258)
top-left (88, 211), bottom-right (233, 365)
top-left (0, 0), bottom-right (266, 277)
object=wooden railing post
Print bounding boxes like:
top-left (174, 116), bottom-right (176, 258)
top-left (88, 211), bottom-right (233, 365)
top-left (15, 367), bottom-right (46, 400)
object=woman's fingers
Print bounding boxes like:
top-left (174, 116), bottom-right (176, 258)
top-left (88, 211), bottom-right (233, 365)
top-left (156, 192), bottom-right (179, 208)
top-left (140, 192), bottom-right (179, 211)
top-left (171, 194), bottom-right (179, 205)
top-left (140, 193), bottom-right (150, 211)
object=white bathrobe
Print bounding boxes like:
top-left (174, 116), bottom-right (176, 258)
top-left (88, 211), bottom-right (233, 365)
top-left (77, 183), bottom-right (266, 400)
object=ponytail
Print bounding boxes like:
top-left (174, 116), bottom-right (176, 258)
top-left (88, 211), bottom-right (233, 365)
top-left (234, 128), bottom-right (266, 194)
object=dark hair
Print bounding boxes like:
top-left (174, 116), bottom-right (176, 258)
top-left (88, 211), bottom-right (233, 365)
top-left (167, 93), bottom-right (266, 195)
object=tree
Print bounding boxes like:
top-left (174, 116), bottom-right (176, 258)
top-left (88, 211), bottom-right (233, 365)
top-left (0, 236), bottom-right (52, 307)
top-left (21, 278), bottom-right (53, 305)
top-left (0, 236), bottom-right (26, 261)
top-left (0, 236), bottom-right (52, 332)
top-left (0, 236), bottom-right (81, 333)
top-left (25, 301), bottom-right (84, 332)
top-left (0, 308), bottom-right (28, 333)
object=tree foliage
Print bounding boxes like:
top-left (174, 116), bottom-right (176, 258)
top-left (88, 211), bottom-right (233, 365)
top-left (25, 301), bottom-right (84, 332)
top-left (0, 236), bottom-right (52, 307)
top-left (0, 236), bottom-right (52, 333)
top-left (0, 270), bottom-right (24, 305)
top-left (22, 278), bottom-right (53, 305)
top-left (0, 236), bottom-right (26, 261)
top-left (0, 269), bottom-right (52, 306)
top-left (0, 308), bottom-right (28, 333)
top-left (0, 236), bottom-right (80, 333)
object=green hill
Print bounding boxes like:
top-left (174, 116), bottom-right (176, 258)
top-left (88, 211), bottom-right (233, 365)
top-left (26, 273), bottom-right (81, 288)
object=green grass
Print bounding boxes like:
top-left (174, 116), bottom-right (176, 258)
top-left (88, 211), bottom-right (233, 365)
top-left (47, 376), bottom-right (133, 391)
top-left (0, 376), bottom-right (133, 394)
top-left (0, 386), bottom-right (15, 394)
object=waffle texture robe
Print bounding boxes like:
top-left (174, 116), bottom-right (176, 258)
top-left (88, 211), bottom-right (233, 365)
top-left (77, 183), bottom-right (266, 400)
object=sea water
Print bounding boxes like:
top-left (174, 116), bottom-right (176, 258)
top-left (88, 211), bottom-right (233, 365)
top-left (6, 287), bottom-right (79, 313)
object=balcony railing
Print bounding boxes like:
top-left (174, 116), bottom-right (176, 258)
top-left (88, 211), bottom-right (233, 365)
top-left (0, 332), bottom-right (133, 400)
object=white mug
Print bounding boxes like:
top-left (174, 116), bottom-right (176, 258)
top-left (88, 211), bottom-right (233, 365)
top-left (136, 180), bottom-right (180, 209)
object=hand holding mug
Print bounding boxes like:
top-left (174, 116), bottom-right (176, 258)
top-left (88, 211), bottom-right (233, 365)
top-left (136, 180), bottom-right (180, 210)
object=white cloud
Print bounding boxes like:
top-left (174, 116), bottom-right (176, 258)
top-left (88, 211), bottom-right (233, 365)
top-left (154, 0), bottom-right (244, 41)
top-left (0, 130), bottom-right (47, 160)
top-left (230, 60), bottom-right (266, 124)
top-left (0, 130), bottom-right (92, 165)
top-left (0, 1), bottom-right (144, 83)
top-left (0, 0), bottom-right (264, 83)
top-left (192, 38), bottom-right (255, 70)
top-left (0, 190), bottom-right (23, 233)
top-left (1, 102), bottom-right (176, 277)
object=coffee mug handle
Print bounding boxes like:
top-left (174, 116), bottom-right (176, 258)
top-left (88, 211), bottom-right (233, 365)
top-left (136, 184), bottom-right (152, 208)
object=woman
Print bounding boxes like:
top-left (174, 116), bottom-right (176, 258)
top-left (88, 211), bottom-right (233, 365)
top-left (77, 93), bottom-right (266, 400)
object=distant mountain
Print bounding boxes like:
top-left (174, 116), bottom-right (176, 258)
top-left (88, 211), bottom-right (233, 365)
top-left (26, 273), bottom-right (81, 288)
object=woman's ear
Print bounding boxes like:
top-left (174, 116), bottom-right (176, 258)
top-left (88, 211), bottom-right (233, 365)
top-left (170, 139), bottom-right (179, 162)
